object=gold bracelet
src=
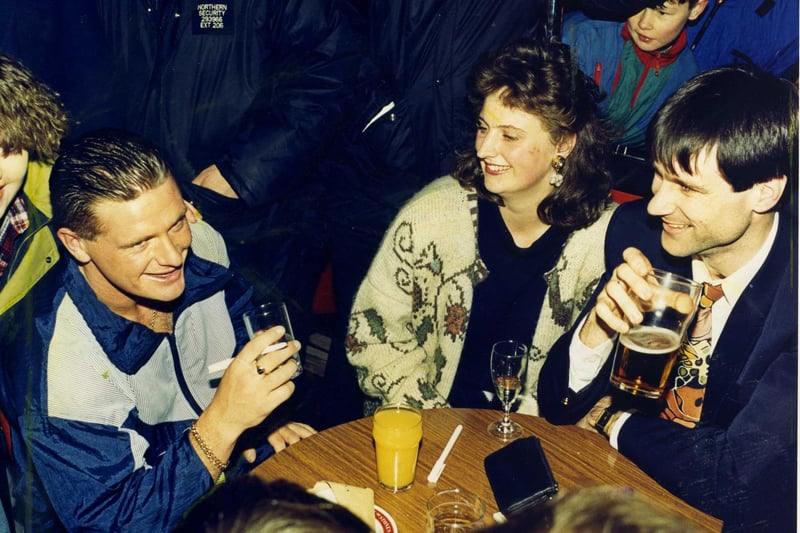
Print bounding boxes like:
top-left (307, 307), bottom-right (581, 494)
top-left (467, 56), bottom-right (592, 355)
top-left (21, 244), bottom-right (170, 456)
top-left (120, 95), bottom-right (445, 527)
top-left (189, 422), bottom-right (229, 474)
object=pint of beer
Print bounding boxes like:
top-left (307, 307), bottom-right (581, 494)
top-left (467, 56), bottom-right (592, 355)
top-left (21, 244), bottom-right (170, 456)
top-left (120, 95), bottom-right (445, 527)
top-left (610, 269), bottom-right (702, 399)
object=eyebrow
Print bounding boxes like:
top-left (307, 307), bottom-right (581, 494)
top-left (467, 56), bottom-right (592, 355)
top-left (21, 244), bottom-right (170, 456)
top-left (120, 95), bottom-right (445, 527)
top-left (121, 211), bottom-right (187, 248)
top-left (658, 167), bottom-right (706, 192)
top-left (477, 116), bottom-right (525, 133)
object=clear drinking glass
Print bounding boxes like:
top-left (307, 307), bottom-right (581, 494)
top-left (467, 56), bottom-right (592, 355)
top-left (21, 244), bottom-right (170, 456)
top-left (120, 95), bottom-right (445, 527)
top-left (426, 488), bottom-right (486, 532)
top-left (609, 269), bottom-right (701, 398)
top-left (242, 301), bottom-right (302, 378)
top-left (487, 340), bottom-right (528, 441)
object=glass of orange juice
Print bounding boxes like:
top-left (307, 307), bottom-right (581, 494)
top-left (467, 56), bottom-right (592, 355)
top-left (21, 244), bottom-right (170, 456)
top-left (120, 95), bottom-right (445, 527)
top-left (372, 403), bottom-right (422, 492)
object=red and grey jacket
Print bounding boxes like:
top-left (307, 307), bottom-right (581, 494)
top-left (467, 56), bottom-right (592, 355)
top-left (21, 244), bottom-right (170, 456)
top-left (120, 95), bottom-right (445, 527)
top-left (562, 11), bottom-right (699, 148)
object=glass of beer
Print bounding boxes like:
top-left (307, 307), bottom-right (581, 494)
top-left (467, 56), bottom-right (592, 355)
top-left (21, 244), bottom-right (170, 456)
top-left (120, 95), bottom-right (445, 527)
top-left (426, 488), bottom-right (486, 532)
top-left (610, 269), bottom-right (702, 399)
top-left (372, 403), bottom-right (422, 492)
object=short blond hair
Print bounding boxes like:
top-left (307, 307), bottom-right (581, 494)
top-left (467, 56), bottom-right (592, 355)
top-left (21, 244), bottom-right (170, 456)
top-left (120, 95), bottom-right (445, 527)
top-left (482, 485), bottom-right (699, 533)
top-left (546, 486), bottom-right (698, 533)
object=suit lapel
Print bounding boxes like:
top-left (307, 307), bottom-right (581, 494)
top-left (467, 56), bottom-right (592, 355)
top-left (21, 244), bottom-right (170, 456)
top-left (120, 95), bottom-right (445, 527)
top-left (701, 215), bottom-right (791, 423)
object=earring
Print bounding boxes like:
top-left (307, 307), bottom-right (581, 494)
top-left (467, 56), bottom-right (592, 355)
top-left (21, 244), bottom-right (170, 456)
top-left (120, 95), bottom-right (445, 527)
top-left (549, 155), bottom-right (565, 187)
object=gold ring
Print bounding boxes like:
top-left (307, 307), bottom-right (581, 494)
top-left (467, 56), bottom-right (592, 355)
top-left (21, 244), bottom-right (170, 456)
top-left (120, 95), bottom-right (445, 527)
top-left (256, 365), bottom-right (267, 375)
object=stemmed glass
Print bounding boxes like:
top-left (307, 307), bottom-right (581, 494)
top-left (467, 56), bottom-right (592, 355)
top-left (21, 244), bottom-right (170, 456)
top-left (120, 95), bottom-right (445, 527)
top-left (487, 340), bottom-right (528, 441)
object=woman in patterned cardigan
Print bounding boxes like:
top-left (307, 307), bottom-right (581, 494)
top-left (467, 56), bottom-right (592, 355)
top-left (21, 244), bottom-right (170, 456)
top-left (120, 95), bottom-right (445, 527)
top-left (346, 39), bottom-right (616, 416)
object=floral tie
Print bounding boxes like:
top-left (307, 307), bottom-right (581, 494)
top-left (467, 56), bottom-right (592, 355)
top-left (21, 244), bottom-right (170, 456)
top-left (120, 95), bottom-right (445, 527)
top-left (661, 282), bottom-right (725, 428)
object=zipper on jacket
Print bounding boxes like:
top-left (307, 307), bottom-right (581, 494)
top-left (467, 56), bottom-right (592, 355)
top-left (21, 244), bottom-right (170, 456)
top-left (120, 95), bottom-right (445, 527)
top-left (168, 334), bottom-right (205, 415)
top-left (593, 62), bottom-right (602, 86)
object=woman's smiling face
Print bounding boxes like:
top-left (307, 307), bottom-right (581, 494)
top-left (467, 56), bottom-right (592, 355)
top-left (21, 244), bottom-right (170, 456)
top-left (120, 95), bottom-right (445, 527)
top-left (475, 90), bottom-right (562, 204)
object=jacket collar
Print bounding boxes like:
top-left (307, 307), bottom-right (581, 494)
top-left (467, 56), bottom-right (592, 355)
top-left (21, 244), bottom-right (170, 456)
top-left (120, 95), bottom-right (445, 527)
top-left (621, 23), bottom-right (688, 74)
top-left (62, 251), bottom-right (234, 374)
top-left (701, 209), bottom-right (794, 420)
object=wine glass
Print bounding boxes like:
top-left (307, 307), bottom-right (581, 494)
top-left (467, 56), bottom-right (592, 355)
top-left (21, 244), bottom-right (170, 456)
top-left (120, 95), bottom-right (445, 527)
top-left (487, 340), bottom-right (528, 441)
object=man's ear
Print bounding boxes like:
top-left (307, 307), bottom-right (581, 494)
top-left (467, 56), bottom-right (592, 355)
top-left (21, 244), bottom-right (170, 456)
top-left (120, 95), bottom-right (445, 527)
top-left (688, 0), bottom-right (709, 22)
top-left (56, 227), bottom-right (91, 264)
top-left (751, 175), bottom-right (787, 214)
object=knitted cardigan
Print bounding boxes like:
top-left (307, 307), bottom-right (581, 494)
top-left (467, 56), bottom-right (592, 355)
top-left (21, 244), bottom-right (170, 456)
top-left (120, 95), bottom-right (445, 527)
top-left (346, 177), bottom-right (616, 415)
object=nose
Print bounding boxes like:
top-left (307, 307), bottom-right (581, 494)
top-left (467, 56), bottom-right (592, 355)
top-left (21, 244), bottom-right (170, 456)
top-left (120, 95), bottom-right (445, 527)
top-left (634, 9), bottom-right (654, 30)
top-left (155, 234), bottom-right (185, 267)
top-left (646, 178), bottom-right (675, 217)
top-left (476, 130), bottom-right (497, 160)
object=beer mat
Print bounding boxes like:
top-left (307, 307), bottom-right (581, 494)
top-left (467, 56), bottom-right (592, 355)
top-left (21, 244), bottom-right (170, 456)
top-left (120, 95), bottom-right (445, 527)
top-left (374, 504), bottom-right (398, 533)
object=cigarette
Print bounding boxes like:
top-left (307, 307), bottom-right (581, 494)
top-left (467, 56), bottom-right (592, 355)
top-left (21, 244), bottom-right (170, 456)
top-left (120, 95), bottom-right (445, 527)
top-left (207, 341), bottom-right (289, 374)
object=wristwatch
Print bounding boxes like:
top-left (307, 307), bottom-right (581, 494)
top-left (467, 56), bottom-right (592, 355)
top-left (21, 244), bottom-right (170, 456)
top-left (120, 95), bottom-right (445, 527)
top-left (594, 407), bottom-right (618, 439)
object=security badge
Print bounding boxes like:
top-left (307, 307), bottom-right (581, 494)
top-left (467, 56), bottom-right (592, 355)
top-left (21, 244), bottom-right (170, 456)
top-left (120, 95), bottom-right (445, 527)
top-left (193, 2), bottom-right (234, 35)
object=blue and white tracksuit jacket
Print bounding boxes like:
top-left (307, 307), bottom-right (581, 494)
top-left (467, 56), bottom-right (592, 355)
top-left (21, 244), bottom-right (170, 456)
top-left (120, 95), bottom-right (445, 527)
top-left (2, 224), bottom-right (262, 532)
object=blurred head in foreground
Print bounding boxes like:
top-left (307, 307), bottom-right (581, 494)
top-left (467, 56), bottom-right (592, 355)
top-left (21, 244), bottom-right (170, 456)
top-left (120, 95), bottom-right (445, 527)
top-left (482, 485), bottom-right (698, 533)
top-left (175, 477), bottom-right (372, 533)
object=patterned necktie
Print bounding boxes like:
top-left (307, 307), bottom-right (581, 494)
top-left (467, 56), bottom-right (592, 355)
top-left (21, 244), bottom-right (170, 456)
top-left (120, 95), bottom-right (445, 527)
top-left (661, 282), bottom-right (725, 428)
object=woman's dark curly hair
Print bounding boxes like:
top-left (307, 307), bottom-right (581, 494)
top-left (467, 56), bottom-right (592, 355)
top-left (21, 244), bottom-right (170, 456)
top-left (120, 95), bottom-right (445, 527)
top-left (453, 39), bottom-right (612, 230)
top-left (0, 55), bottom-right (69, 161)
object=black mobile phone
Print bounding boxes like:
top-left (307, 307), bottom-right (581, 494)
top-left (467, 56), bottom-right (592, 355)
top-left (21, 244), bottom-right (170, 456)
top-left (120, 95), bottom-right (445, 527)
top-left (484, 436), bottom-right (559, 515)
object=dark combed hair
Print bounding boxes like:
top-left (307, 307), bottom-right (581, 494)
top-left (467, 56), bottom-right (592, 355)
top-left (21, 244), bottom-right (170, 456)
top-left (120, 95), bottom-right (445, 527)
top-left (646, 0), bottom-right (701, 8)
top-left (50, 129), bottom-right (172, 239)
top-left (649, 64), bottom-right (798, 206)
top-left (0, 55), bottom-right (69, 161)
top-left (453, 39), bottom-right (612, 231)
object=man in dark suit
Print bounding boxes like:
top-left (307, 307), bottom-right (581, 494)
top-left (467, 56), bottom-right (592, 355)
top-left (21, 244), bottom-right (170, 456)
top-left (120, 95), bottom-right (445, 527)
top-left (538, 65), bottom-right (797, 532)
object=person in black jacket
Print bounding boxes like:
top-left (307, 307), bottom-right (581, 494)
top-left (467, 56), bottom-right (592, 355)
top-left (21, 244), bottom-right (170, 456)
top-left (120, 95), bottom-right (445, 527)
top-left (538, 65), bottom-right (797, 532)
top-left (316, 0), bottom-right (551, 428)
top-left (0, 0), bottom-right (380, 361)
top-left (97, 1), bottom-right (379, 344)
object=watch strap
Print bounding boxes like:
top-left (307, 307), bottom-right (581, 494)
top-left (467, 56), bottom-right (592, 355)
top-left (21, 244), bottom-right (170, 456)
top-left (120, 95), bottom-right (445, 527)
top-left (594, 407), bottom-right (618, 438)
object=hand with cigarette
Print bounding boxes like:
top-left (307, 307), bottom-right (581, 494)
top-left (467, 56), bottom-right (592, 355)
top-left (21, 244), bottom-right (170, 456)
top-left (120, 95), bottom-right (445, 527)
top-left (193, 326), bottom-right (300, 475)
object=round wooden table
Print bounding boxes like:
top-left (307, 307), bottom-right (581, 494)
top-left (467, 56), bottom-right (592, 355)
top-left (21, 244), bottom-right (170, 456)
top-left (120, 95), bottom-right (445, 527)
top-left (253, 408), bottom-right (722, 531)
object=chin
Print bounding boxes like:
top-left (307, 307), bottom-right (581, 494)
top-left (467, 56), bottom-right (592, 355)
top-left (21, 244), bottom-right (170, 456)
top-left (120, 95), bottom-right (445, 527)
top-left (660, 239), bottom-right (697, 259)
top-left (147, 282), bottom-right (186, 303)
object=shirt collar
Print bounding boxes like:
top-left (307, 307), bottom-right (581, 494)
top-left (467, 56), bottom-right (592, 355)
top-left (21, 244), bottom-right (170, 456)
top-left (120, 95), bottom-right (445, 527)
top-left (1, 195), bottom-right (30, 234)
top-left (692, 213), bottom-right (780, 308)
top-left (0, 195), bottom-right (31, 277)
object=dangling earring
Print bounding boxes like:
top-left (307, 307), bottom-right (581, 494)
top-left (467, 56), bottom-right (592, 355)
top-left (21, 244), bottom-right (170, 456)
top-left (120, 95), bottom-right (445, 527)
top-left (549, 155), bottom-right (565, 187)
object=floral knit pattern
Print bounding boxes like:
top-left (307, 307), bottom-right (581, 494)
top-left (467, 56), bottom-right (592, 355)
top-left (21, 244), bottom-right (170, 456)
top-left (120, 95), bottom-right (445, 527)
top-left (347, 176), bottom-right (615, 415)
